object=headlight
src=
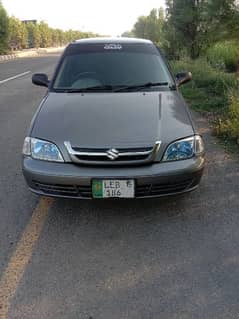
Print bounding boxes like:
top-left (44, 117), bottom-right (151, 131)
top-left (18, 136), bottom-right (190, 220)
top-left (163, 135), bottom-right (204, 162)
top-left (22, 137), bottom-right (64, 162)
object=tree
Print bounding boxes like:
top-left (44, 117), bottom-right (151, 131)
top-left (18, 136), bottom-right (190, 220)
top-left (8, 16), bottom-right (28, 50)
top-left (0, 3), bottom-right (102, 52)
top-left (133, 16), bottom-right (148, 39)
top-left (26, 22), bottom-right (41, 48)
top-left (165, 0), bottom-right (239, 59)
top-left (145, 8), bottom-right (165, 44)
top-left (132, 8), bottom-right (166, 46)
top-left (38, 21), bottom-right (52, 47)
top-left (0, 1), bottom-right (9, 53)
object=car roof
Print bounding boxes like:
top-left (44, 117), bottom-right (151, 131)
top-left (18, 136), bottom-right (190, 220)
top-left (71, 37), bottom-right (153, 45)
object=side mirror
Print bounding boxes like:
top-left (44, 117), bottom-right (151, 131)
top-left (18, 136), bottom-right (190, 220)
top-left (175, 71), bottom-right (192, 87)
top-left (32, 73), bottom-right (50, 87)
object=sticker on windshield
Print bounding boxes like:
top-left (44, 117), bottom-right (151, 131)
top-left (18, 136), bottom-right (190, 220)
top-left (104, 43), bottom-right (122, 50)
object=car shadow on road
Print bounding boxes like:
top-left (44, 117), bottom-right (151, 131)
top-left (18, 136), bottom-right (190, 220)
top-left (53, 193), bottom-right (188, 218)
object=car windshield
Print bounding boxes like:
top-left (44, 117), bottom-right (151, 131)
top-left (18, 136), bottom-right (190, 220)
top-left (52, 43), bottom-right (174, 91)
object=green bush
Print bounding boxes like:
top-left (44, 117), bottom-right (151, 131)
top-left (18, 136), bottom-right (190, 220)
top-left (206, 41), bottom-right (239, 73)
top-left (216, 93), bottom-right (239, 143)
top-left (171, 58), bottom-right (239, 149)
top-left (170, 58), bottom-right (238, 111)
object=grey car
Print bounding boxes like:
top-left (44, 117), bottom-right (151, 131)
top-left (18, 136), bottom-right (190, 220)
top-left (22, 37), bottom-right (205, 199)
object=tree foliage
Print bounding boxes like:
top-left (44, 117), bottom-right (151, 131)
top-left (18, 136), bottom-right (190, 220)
top-left (0, 1), bottom-right (9, 54)
top-left (25, 22), bottom-right (41, 48)
top-left (0, 1), bottom-right (101, 54)
top-left (38, 21), bottom-right (52, 48)
top-left (2, 0), bottom-right (239, 58)
top-left (122, 1), bottom-right (239, 60)
top-left (165, 0), bottom-right (239, 59)
top-left (8, 16), bottom-right (28, 50)
top-left (132, 8), bottom-right (166, 46)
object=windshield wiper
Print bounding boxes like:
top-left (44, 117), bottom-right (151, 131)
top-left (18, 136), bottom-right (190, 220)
top-left (114, 82), bottom-right (169, 92)
top-left (53, 82), bottom-right (174, 93)
top-left (55, 85), bottom-right (114, 93)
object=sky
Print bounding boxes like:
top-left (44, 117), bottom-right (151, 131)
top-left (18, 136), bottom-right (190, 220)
top-left (2, 0), bottom-right (165, 36)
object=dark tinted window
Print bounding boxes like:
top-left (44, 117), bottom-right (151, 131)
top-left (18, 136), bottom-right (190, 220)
top-left (53, 43), bottom-right (173, 90)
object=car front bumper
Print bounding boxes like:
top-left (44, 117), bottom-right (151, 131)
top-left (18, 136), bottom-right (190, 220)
top-left (22, 156), bottom-right (205, 199)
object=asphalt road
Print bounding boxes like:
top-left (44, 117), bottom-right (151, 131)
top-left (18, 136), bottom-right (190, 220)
top-left (0, 55), bottom-right (239, 319)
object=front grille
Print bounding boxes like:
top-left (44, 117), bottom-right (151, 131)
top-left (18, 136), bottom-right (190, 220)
top-left (64, 141), bottom-right (161, 166)
top-left (33, 182), bottom-right (91, 198)
top-left (33, 178), bottom-right (194, 199)
top-left (74, 153), bottom-right (150, 162)
top-left (135, 179), bottom-right (194, 197)
top-left (72, 147), bottom-right (152, 153)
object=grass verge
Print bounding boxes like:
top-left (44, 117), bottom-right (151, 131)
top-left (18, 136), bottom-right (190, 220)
top-left (170, 58), bottom-right (239, 155)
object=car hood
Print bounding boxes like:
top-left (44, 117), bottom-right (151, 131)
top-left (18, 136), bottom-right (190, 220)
top-left (31, 91), bottom-right (195, 150)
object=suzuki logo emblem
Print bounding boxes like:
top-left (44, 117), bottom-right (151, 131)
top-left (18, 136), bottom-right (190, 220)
top-left (106, 148), bottom-right (119, 160)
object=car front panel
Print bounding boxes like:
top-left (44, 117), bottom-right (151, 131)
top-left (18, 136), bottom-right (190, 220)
top-left (23, 155), bottom-right (204, 199)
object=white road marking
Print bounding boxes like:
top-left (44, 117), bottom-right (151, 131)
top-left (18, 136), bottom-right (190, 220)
top-left (0, 71), bottom-right (31, 85)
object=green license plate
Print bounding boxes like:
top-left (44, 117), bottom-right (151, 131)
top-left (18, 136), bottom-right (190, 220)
top-left (92, 179), bottom-right (135, 198)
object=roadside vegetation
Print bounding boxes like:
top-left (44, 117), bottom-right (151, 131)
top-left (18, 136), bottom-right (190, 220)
top-left (0, 1), bottom-right (100, 54)
top-left (171, 57), bottom-right (239, 150)
top-left (123, 0), bottom-right (239, 152)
